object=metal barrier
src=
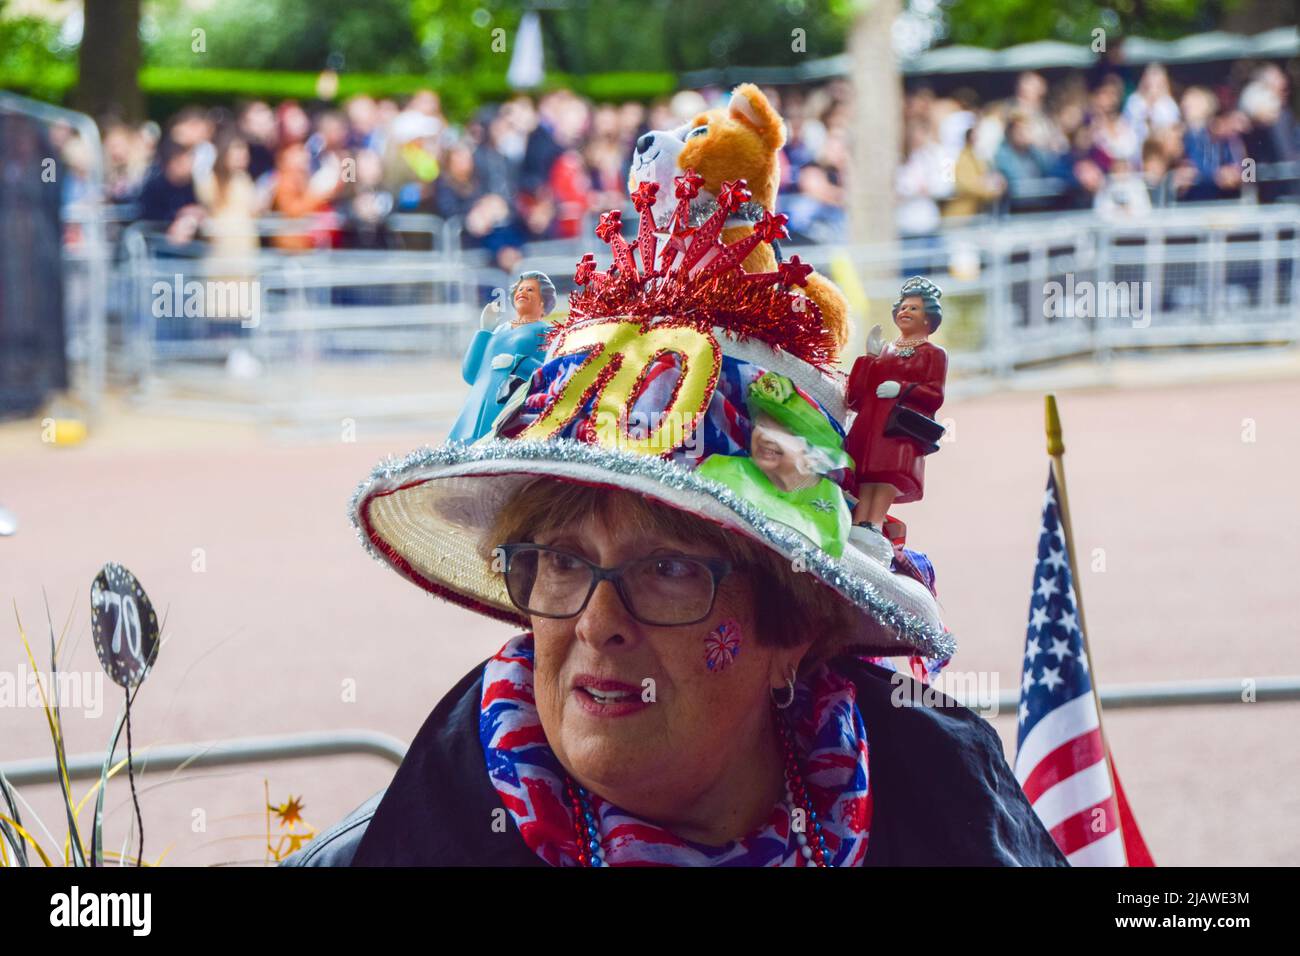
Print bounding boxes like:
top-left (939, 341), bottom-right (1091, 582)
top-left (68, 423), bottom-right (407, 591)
top-left (989, 164), bottom-right (1300, 216)
top-left (968, 674), bottom-right (1300, 714)
top-left (113, 200), bottom-right (1300, 426)
top-left (4, 676), bottom-right (1297, 787)
top-left (121, 219), bottom-right (498, 427)
top-left (0, 92), bottom-right (109, 421)
top-left (198, 211), bottom-right (456, 254)
top-left (789, 202), bottom-right (1300, 377)
top-left (1, 730), bottom-right (407, 788)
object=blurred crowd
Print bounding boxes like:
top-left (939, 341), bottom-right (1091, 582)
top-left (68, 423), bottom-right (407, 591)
top-left (94, 89), bottom-right (671, 269)
top-left (898, 61), bottom-right (1299, 242)
top-left (49, 58), bottom-right (1300, 265)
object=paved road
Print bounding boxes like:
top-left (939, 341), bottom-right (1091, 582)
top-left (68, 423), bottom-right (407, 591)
top-left (2, 370), bottom-right (1297, 865)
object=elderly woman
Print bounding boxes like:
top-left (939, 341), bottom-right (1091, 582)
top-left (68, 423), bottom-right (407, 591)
top-left (287, 471), bottom-right (1063, 866)
top-left (285, 185), bottom-right (1065, 868)
top-left (289, 384), bottom-right (1062, 870)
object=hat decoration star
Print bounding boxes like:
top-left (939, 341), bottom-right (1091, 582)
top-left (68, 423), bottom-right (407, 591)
top-left (564, 169), bottom-right (835, 370)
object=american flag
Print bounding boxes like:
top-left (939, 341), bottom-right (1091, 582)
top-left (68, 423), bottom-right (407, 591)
top-left (1014, 468), bottom-right (1153, 866)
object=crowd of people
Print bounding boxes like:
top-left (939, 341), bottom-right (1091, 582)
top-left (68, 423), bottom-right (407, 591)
top-left (898, 60), bottom-right (1298, 243)
top-left (55, 59), bottom-right (1300, 267)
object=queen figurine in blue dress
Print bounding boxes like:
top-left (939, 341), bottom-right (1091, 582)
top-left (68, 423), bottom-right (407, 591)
top-left (449, 271), bottom-right (556, 443)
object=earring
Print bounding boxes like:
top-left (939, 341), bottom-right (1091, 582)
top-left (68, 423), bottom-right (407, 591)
top-left (770, 667), bottom-right (796, 710)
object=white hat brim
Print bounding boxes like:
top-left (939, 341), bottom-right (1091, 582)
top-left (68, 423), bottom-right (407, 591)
top-left (352, 438), bottom-right (954, 660)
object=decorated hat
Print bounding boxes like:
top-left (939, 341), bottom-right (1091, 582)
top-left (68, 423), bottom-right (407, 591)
top-left (351, 173), bottom-right (953, 659)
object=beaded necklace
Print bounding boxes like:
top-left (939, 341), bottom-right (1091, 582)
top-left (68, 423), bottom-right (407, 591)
top-left (892, 336), bottom-right (929, 358)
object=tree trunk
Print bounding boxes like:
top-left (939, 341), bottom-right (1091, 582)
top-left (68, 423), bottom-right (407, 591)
top-left (846, 0), bottom-right (902, 353)
top-left (77, 0), bottom-right (144, 124)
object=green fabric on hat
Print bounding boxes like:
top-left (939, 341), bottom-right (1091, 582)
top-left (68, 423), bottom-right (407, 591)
top-left (697, 454), bottom-right (851, 558)
top-left (746, 372), bottom-right (852, 472)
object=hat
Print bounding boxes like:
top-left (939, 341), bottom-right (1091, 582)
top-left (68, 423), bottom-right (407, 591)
top-left (351, 173), bottom-right (954, 659)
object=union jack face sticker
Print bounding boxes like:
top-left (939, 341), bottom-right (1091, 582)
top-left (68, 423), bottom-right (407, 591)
top-left (704, 620), bottom-right (742, 672)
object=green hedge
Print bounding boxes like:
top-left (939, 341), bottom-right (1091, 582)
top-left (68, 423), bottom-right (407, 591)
top-left (0, 64), bottom-right (680, 121)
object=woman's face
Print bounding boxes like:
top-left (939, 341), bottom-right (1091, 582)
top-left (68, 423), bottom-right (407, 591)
top-left (448, 145), bottom-right (475, 181)
top-left (529, 505), bottom-right (802, 822)
top-left (893, 295), bottom-right (931, 338)
top-left (224, 139), bottom-right (249, 172)
top-left (749, 417), bottom-right (808, 492)
top-left (512, 278), bottom-right (544, 320)
top-left (280, 104), bottom-right (310, 143)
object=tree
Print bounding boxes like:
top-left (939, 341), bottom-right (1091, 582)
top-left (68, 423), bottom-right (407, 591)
top-left (847, 0), bottom-right (902, 354)
top-left (78, 0), bottom-right (143, 123)
top-left (145, 0), bottom-right (426, 73)
top-left (939, 0), bottom-right (1233, 48)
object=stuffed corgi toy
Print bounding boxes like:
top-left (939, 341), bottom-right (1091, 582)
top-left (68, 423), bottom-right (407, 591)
top-left (628, 83), bottom-right (851, 354)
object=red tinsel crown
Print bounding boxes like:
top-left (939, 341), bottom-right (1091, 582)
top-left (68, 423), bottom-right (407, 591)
top-left (560, 170), bottom-right (836, 370)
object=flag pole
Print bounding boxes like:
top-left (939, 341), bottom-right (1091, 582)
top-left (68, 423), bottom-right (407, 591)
top-left (1043, 395), bottom-right (1090, 644)
top-left (1044, 393), bottom-right (1129, 864)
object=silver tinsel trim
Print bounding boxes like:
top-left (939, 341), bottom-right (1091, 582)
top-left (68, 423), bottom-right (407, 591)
top-left (349, 439), bottom-right (956, 659)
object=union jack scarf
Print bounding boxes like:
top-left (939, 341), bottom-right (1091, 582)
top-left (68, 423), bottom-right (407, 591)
top-left (480, 633), bottom-right (872, 866)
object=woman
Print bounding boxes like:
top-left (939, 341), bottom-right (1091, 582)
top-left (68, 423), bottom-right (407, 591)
top-left (448, 271), bottom-right (555, 444)
top-left (431, 141), bottom-right (486, 222)
top-left (942, 127), bottom-right (1005, 220)
top-left (270, 140), bottom-right (338, 252)
top-left (195, 129), bottom-right (261, 263)
top-left (286, 475), bottom-right (1062, 867)
top-left (895, 119), bottom-right (952, 275)
top-left (1087, 76), bottom-right (1141, 172)
top-left (436, 140), bottom-right (527, 260)
top-left (284, 176), bottom-right (1064, 867)
top-left (1122, 64), bottom-right (1181, 150)
top-left (193, 130), bottom-right (263, 342)
top-left (844, 277), bottom-right (948, 564)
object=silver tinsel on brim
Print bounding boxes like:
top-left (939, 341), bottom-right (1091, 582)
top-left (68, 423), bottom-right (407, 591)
top-left (350, 438), bottom-right (956, 660)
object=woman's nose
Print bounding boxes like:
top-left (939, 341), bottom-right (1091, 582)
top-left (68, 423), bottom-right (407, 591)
top-left (574, 578), bottom-right (640, 649)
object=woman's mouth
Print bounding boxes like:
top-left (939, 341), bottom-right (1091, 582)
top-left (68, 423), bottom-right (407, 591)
top-left (572, 677), bottom-right (649, 718)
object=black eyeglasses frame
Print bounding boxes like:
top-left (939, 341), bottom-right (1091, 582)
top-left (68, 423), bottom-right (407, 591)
top-left (494, 542), bottom-right (734, 627)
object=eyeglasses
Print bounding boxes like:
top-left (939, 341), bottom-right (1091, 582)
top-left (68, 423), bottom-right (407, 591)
top-left (494, 542), bottom-right (733, 627)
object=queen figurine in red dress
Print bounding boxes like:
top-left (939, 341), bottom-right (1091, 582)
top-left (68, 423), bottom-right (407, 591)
top-left (844, 276), bottom-right (948, 564)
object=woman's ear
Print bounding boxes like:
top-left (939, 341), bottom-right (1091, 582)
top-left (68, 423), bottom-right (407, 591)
top-left (768, 657), bottom-right (795, 696)
top-left (768, 640), bottom-right (814, 691)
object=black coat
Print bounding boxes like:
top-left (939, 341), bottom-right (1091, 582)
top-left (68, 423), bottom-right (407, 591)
top-left (282, 654), bottom-right (1068, 867)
